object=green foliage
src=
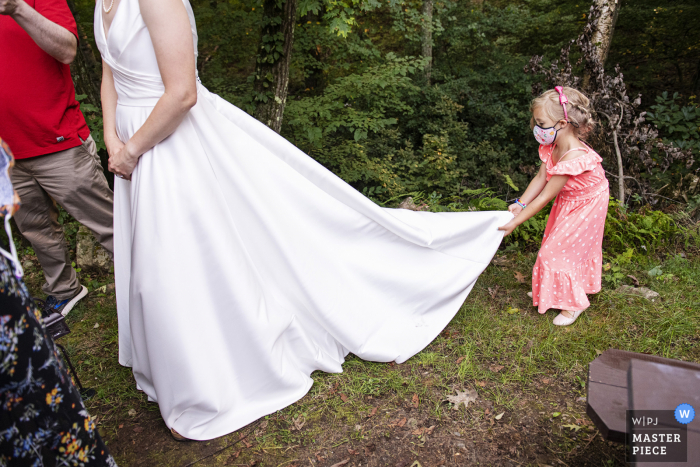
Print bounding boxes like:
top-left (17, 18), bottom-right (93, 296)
top-left (275, 0), bottom-right (594, 201)
top-left (283, 55), bottom-right (429, 195)
top-left (76, 94), bottom-right (105, 153)
top-left (602, 248), bottom-right (634, 288)
top-left (191, 0), bottom-right (262, 109)
top-left (607, 0), bottom-right (700, 101)
top-left (186, 0), bottom-right (687, 208)
top-left (647, 92), bottom-right (700, 153)
top-left (285, 54), bottom-right (425, 146)
top-left (57, 205), bottom-right (80, 250)
top-left (647, 264), bottom-right (676, 283)
top-left (460, 188), bottom-right (508, 212)
top-left (644, 92), bottom-right (700, 204)
top-left (503, 174), bottom-right (519, 191)
top-left (510, 210), bottom-right (548, 246)
top-left (321, 0), bottom-right (385, 37)
top-left (604, 199), bottom-right (688, 255)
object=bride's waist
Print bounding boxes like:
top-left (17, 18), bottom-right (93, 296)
top-left (116, 80), bottom-right (205, 108)
top-left (117, 95), bottom-right (161, 107)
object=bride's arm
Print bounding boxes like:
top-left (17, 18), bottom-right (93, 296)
top-left (108, 0), bottom-right (197, 179)
top-left (101, 61), bottom-right (125, 159)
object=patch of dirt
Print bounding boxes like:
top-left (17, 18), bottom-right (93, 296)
top-left (104, 378), bottom-right (626, 466)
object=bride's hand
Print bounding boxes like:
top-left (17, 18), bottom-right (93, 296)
top-left (105, 134), bottom-right (124, 159)
top-left (108, 141), bottom-right (138, 181)
top-left (498, 220), bottom-right (517, 237)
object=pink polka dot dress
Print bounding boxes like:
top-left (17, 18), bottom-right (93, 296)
top-left (532, 143), bottom-right (609, 314)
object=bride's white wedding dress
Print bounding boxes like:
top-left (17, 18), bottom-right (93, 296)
top-left (95, 0), bottom-right (512, 440)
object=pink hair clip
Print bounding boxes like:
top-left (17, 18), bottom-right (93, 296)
top-left (555, 86), bottom-right (569, 121)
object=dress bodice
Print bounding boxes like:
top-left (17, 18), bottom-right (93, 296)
top-left (94, 0), bottom-right (199, 106)
top-left (538, 143), bottom-right (608, 193)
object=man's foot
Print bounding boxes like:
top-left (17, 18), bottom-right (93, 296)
top-left (553, 310), bottom-right (584, 326)
top-left (170, 428), bottom-right (193, 442)
top-left (43, 285), bottom-right (88, 317)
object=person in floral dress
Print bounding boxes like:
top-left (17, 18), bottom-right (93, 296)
top-left (499, 87), bottom-right (609, 326)
top-left (0, 138), bottom-right (118, 466)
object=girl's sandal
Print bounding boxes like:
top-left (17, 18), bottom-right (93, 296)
top-left (553, 310), bottom-right (583, 326)
top-left (170, 428), bottom-right (192, 442)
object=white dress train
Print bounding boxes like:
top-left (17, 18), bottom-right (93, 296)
top-left (94, 0), bottom-right (513, 441)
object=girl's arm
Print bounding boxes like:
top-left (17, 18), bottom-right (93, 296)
top-left (498, 174), bottom-right (569, 236)
top-left (107, 0), bottom-right (197, 179)
top-left (101, 61), bottom-right (124, 159)
top-left (520, 163), bottom-right (549, 204)
top-left (508, 163), bottom-right (548, 216)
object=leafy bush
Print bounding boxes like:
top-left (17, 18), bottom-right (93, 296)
top-left (604, 199), bottom-right (690, 255)
top-left (646, 92), bottom-right (700, 204)
top-left (602, 247), bottom-right (634, 288)
top-left (648, 92), bottom-right (700, 153)
top-left (275, 0), bottom-right (589, 203)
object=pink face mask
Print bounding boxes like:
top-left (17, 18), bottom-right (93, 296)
top-left (532, 86), bottom-right (570, 146)
top-left (533, 124), bottom-right (559, 145)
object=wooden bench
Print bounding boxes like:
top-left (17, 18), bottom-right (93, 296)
top-left (587, 349), bottom-right (700, 463)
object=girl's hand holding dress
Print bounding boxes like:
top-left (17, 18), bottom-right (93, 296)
top-left (498, 219), bottom-right (517, 237)
top-left (498, 173), bottom-right (569, 236)
top-left (500, 204), bottom-right (524, 236)
top-left (508, 203), bottom-right (523, 217)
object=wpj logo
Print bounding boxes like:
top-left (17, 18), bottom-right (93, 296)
top-left (626, 408), bottom-right (690, 463)
top-left (675, 404), bottom-right (695, 424)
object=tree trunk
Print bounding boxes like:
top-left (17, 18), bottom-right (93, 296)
top-left (254, 0), bottom-right (299, 133)
top-left (590, 0), bottom-right (620, 67)
top-left (70, 38), bottom-right (102, 110)
top-left (421, 0), bottom-right (434, 85)
top-left (66, 0), bottom-right (101, 109)
top-left (583, 0), bottom-right (620, 89)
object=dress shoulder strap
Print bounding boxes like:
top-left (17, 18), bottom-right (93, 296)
top-left (560, 147), bottom-right (589, 159)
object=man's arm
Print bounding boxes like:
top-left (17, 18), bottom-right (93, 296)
top-left (0, 0), bottom-right (77, 64)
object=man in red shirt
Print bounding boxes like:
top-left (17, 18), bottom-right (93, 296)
top-left (0, 0), bottom-right (113, 317)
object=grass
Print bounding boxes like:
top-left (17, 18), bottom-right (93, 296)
top-left (16, 233), bottom-right (700, 466)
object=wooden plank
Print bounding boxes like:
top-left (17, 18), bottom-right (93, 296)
top-left (587, 349), bottom-right (700, 444)
top-left (628, 360), bottom-right (700, 434)
top-left (589, 349), bottom-right (700, 388)
top-left (628, 360), bottom-right (700, 465)
top-left (587, 381), bottom-right (628, 442)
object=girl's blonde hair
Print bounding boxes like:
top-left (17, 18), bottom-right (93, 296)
top-left (530, 87), bottom-right (596, 138)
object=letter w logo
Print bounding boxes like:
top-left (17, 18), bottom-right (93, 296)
top-left (680, 410), bottom-right (691, 418)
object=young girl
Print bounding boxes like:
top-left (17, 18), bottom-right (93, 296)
top-left (498, 86), bottom-right (609, 326)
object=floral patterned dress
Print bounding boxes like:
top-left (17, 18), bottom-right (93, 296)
top-left (532, 143), bottom-right (610, 314)
top-left (0, 253), bottom-right (117, 467)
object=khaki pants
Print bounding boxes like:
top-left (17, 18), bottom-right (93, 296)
top-left (11, 135), bottom-right (114, 300)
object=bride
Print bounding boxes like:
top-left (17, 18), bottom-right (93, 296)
top-left (96, 0), bottom-right (512, 440)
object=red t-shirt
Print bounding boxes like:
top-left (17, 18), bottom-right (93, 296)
top-left (0, 0), bottom-right (89, 159)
